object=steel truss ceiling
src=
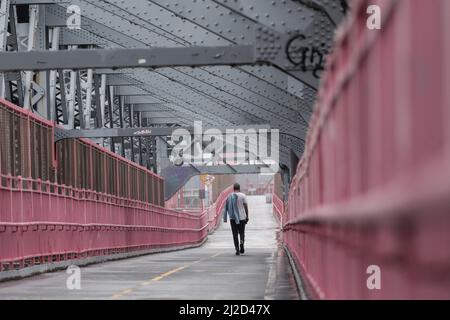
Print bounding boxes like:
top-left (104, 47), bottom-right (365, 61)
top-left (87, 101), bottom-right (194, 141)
top-left (1, 0), bottom-right (346, 179)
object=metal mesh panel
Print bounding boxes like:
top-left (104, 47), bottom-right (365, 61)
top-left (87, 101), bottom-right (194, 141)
top-left (158, 179), bottom-right (164, 206)
top-left (0, 104), bottom-right (12, 177)
top-left (0, 102), bottom-right (54, 184)
top-left (148, 175), bottom-right (154, 204)
top-left (1, 100), bottom-right (164, 206)
top-left (29, 122), bottom-right (37, 179)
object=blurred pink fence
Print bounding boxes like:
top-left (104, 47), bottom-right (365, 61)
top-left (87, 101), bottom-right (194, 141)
top-left (0, 98), bottom-right (222, 271)
top-left (283, 0), bottom-right (450, 299)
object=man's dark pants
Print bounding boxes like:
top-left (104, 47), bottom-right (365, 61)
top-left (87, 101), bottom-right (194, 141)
top-left (230, 219), bottom-right (246, 251)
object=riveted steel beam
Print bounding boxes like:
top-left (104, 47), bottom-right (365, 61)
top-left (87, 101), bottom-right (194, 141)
top-left (1, 0), bottom-right (339, 92)
top-left (133, 104), bottom-right (170, 112)
top-left (40, 1), bottom-right (315, 147)
top-left (0, 45), bottom-right (257, 71)
top-left (119, 71), bottom-right (248, 127)
top-left (54, 124), bottom-right (272, 142)
top-left (109, 81), bottom-right (234, 126)
top-left (3, 0), bottom-right (343, 165)
top-left (123, 97), bottom-right (162, 105)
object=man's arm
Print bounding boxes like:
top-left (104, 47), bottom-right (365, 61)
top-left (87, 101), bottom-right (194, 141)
top-left (223, 197), bottom-right (228, 223)
top-left (244, 196), bottom-right (249, 222)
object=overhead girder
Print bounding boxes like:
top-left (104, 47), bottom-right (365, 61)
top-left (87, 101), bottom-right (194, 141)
top-left (144, 118), bottom-right (186, 125)
top-left (43, 0), bottom-right (313, 112)
top-left (133, 106), bottom-right (295, 171)
top-left (45, 1), bottom-right (322, 120)
top-left (123, 96), bottom-right (164, 105)
top-left (122, 101), bottom-right (194, 126)
top-left (128, 75), bottom-right (303, 161)
top-left (124, 70), bottom-right (262, 127)
top-left (54, 124), bottom-right (272, 142)
top-left (111, 78), bottom-right (235, 127)
top-left (143, 0), bottom-right (337, 89)
top-left (105, 74), bottom-right (256, 128)
top-left (85, 0), bottom-right (333, 96)
top-left (155, 67), bottom-right (310, 128)
top-left (205, 65), bottom-right (314, 115)
top-left (129, 70), bottom-right (306, 157)
top-left (100, 78), bottom-right (303, 159)
top-left (57, 28), bottom-right (107, 47)
top-left (142, 112), bottom-right (185, 119)
top-left (132, 104), bottom-right (194, 125)
top-left (105, 75), bottom-right (154, 88)
top-left (0, 45), bottom-right (261, 70)
top-left (10, 0), bottom-right (337, 91)
top-left (83, 71), bottom-right (305, 161)
top-left (2, 0), bottom-right (344, 177)
top-left (212, 0), bottom-right (316, 34)
top-left (37, 1), bottom-right (320, 145)
top-left (131, 69), bottom-right (308, 138)
top-left (161, 164), bottom-right (274, 200)
top-left (119, 105), bottom-right (193, 126)
top-left (132, 103), bottom-right (171, 112)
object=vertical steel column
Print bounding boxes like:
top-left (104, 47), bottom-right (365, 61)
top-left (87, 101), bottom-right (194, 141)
top-left (34, 5), bottom-right (48, 117)
top-left (57, 69), bottom-right (68, 123)
top-left (4, 6), bottom-right (24, 106)
top-left (128, 103), bottom-right (135, 161)
top-left (66, 48), bottom-right (77, 129)
top-left (93, 73), bottom-right (102, 128)
top-left (84, 68), bottom-right (93, 129)
top-left (99, 74), bottom-right (106, 128)
top-left (137, 112), bottom-right (143, 165)
top-left (75, 71), bottom-right (83, 128)
top-left (118, 95), bottom-right (125, 158)
top-left (48, 27), bottom-right (59, 121)
top-left (23, 5), bottom-right (38, 110)
top-left (0, 0), bottom-right (10, 98)
top-left (107, 86), bottom-right (115, 153)
top-left (66, 71), bottom-right (77, 128)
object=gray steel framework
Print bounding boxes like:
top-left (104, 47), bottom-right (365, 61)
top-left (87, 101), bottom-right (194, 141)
top-left (0, 0), bottom-right (346, 197)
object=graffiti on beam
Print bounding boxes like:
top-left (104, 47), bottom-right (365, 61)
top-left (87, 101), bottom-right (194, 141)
top-left (286, 34), bottom-right (327, 78)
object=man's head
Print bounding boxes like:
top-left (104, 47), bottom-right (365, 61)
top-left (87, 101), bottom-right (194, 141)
top-left (233, 183), bottom-right (240, 192)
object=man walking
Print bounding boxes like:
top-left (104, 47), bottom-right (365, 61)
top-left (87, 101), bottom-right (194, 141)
top-left (223, 183), bottom-right (249, 255)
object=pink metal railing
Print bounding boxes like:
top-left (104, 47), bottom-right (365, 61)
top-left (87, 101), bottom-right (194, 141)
top-left (283, 0), bottom-right (450, 299)
top-left (0, 170), bottom-right (210, 272)
top-left (272, 193), bottom-right (284, 226)
top-left (0, 98), bottom-right (214, 271)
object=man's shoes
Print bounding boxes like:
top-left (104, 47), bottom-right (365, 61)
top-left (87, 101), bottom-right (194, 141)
top-left (240, 244), bottom-right (245, 254)
top-left (235, 250), bottom-right (240, 256)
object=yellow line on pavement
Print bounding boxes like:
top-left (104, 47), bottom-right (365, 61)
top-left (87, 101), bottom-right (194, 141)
top-left (110, 253), bottom-right (221, 299)
top-left (111, 288), bottom-right (135, 300)
top-left (122, 288), bottom-right (134, 294)
top-left (154, 266), bottom-right (186, 280)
